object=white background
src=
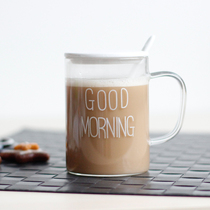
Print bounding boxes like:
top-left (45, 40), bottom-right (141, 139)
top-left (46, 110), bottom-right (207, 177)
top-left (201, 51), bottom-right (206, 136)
top-left (0, 0), bottom-right (210, 134)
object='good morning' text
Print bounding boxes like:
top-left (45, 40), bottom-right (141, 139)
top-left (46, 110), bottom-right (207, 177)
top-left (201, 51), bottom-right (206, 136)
top-left (80, 88), bottom-right (135, 138)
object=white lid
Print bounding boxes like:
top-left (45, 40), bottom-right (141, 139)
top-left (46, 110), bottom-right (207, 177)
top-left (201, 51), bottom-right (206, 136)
top-left (65, 52), bottom-right (148, 64)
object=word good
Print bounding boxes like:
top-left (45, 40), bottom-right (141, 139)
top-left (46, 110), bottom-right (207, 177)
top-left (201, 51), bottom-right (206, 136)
top-left (85, 88), bottom-right (129, 111)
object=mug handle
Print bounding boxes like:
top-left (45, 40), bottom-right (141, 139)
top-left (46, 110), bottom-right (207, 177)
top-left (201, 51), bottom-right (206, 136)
top-left (149, 71), bottom-right (187, 146)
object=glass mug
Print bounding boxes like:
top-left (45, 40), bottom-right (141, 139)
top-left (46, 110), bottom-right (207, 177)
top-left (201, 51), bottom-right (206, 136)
top-left (65, 52), bottom-right (186, 177)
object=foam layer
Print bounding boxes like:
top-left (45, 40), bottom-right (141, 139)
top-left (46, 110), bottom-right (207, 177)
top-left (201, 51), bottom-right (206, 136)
top-left (66, 77), bottom-right (149, 87)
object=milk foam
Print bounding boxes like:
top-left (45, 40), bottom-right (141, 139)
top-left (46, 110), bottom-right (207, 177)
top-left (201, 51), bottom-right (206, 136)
top-left (66, 76), bottom-right (149, 87)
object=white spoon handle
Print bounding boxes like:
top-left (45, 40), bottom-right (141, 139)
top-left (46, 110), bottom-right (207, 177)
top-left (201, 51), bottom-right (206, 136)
top-left (142, 35), bottom-right (156, 52)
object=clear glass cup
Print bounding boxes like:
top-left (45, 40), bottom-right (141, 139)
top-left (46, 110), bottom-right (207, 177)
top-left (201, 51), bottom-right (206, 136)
top-left (65, 52), bottom-right (186, 177)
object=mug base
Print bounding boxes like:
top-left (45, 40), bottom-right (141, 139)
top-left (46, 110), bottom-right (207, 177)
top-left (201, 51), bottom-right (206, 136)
top-left (68, 170), bottom-right (148, 177)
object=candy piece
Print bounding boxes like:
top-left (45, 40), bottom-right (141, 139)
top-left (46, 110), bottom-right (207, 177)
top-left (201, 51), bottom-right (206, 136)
top-left (0, 150), bottom-right (16, 162)
top-left (14, 142), bottom-right (39, 151)
top-left (30, 143), bottom-right (39, 150)
top-left (0, 150), bottom-right (50, 163)
top-left (14, 143), bottom-right (30, 150)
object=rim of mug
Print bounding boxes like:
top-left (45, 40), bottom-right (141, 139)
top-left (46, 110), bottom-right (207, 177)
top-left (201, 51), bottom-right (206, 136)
top-left (65, 51), bottom-right (148, 59)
